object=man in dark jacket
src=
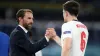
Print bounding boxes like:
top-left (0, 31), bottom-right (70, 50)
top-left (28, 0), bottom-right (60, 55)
top-left (10, 9), bottom-right (51, 56)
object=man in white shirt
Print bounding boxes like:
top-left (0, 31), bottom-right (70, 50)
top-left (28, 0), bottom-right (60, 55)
top-left (45, 1), bottom-right (89, 56)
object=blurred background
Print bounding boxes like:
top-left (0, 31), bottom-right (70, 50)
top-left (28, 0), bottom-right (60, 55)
top-left (0, 0), bottom-right (100, 56)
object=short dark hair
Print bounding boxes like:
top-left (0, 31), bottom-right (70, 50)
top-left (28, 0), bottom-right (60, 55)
top-left (16, 9), bottom-right (33, 22)
top-left (63, 1), bottom-right (80, 16)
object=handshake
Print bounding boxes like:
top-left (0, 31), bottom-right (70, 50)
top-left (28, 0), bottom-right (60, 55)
top-left (45, 28), bottom-right (57, 39)
top-left (45, 28), bottom-right (61, 46)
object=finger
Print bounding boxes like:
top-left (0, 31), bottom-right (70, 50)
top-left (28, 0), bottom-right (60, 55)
top-left (46, 30), bottom-right (50, 32)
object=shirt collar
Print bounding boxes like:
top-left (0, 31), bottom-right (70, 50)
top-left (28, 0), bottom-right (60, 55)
top-left (18, 25), bottom-right (28, 33)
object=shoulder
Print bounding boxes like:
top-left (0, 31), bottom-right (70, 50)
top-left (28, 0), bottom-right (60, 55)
top-left (10, 28), bottom-right (25, 43)
top-left (0, 32), bottom-right (8, 36)
top-left (62, 21), bottom-right (74, 29)
top-left (10, 28), bottom-right (24, 38)
top-left (62, 23), bottom-right (70, 27)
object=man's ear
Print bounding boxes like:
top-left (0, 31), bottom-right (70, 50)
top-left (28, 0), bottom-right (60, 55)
top-left (18, 17), bottom-right (22, 21)
top-left (17, 17), bottom-right (23, 24)
top-left (65, 11), bottom-right (68, 17)
top-left (19, 17), bottom-right (24, 23)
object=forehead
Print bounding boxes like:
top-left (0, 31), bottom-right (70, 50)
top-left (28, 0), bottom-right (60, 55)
top-left (24, 12), bottom-right (33, 17)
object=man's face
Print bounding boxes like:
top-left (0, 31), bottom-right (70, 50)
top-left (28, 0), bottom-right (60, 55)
top-left (22, 12), bottom-right (34, 30)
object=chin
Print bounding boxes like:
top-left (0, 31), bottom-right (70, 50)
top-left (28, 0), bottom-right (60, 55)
top-left (25, 26), bottom-right (32, 31)
top-left (28, 26), bottom-right (32, 30)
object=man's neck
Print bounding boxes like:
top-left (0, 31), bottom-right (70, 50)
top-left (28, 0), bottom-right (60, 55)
top-left (72, 16), bottom-right (77, 21)
top-left (67, 16), bottom-right (77, 22)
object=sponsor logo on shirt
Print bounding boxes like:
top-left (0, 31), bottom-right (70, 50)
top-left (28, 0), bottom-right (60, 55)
top-left (63, 31), bottom-right (71, 34)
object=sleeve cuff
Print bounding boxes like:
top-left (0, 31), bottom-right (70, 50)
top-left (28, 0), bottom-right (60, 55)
top-left (45, 36), bottom-right (49, 42)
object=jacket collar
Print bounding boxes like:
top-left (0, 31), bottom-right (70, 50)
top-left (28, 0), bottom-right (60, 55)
top-left (18, 25), bottom-right (28, 33)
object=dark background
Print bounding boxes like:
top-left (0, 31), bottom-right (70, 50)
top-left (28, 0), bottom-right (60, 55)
top-left (0, 0), bottom-right (100, 56)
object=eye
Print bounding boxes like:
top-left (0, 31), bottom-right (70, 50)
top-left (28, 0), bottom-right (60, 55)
top-left (28, 17), bottom-right (31, 19)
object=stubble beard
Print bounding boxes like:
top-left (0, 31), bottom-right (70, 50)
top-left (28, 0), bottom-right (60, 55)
top-left (23, 23), bottom-right (32, 31)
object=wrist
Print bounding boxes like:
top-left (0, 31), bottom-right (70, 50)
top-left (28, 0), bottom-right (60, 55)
top-left (52, 35), bottom-right (58, 39)
top-left (45, 36), bottom-right (49, 42)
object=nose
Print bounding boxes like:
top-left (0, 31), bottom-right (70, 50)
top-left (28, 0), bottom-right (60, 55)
top-left (31, 18), bottom-right (33, 24)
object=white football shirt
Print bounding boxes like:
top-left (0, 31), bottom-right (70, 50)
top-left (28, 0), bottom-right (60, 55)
top-left (61, 21), bottom-right (88, 56)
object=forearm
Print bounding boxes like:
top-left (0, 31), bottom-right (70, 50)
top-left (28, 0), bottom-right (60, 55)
top-left (33, 38), bottom-right (49, 52)
top-left (61, 49), bottom-right (70, 56)
top-left (17, 37), bottom-right (49, 53)
top-left (61, 38), bottom-right (72, 56)
top-left (52, 36), bottom-right (61, 47)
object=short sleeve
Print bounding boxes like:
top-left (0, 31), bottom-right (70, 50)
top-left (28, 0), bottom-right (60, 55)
top-left (61, 23), bottom-right (72, 40)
